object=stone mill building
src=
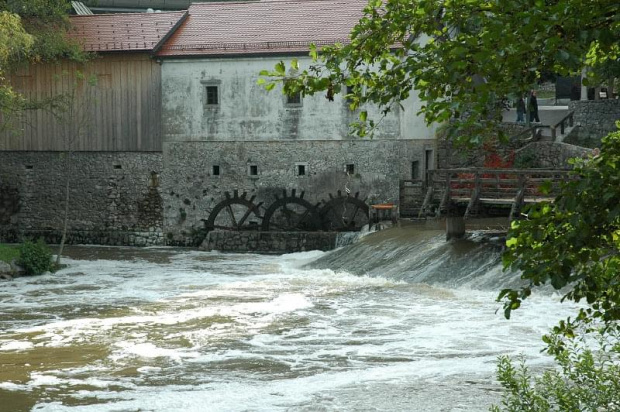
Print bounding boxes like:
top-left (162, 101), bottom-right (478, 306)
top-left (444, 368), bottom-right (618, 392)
top-left (0, 0), bottom-right (438, 247)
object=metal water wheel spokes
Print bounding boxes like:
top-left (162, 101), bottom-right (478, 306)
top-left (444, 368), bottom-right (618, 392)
top-left (319, 190), bottom-right (369, 231)
top-left (261, 189), bottom-right (321, 231)
top-left (205, 190), bottom-right (263, 231)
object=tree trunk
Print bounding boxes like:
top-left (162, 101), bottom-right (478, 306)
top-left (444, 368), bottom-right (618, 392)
top-left (56, 176), bottom-right (70, 266)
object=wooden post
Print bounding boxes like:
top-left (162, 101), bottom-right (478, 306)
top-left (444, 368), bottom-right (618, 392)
top-left (446, 215), bottom-right (466, 240)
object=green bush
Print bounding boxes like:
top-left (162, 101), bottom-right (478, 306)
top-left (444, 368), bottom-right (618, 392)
top-left (491, 331), bottom-right (620, 411)
top-left (18, 239), bottom-right (53, 276)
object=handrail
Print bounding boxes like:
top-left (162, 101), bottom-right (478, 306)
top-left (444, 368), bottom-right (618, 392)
top-left (427, 168), bottom-right (569, 175)
top-left (511, 125), bottom-right (541, 142)
top-left (550, 111), bottom-right (575, 140)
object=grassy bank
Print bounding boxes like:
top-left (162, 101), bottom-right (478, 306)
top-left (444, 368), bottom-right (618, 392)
top-left (0, 244), bottom-right (20, 264)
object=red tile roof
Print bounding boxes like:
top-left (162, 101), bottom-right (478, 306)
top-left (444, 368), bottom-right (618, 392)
top-left (69, 11), bottom-right (187, 53)
top-left (157, 0), bottom-right (366, 57)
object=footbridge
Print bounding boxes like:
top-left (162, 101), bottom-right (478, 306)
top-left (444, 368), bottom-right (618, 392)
top-left (401, 168), bottom-right (572, 239)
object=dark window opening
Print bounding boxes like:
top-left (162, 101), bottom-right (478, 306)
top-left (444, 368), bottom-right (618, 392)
top-left (287, 91), bottom-right (301, 105)
top-left (297, 164), bottom-right (306, 176)
top-left (411, 161), bottom-right (420, 180)
top-left (114, 164), bottom-right (122, 169)
top-left (212, 165), bottom-right (220, 176)
top-left (249, 165), bottom-right (258, 176)
top-left (24, 165), bottom-right (33, 170)
top-left (345, 164), bottom-right (355, 174)
top-left (206, 86), bottom-right (219, 105)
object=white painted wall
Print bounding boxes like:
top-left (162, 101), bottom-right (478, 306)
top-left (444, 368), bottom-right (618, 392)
top-left (161, 55), bottom-right (434, 142)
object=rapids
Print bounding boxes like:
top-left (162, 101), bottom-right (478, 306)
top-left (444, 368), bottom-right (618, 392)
top-left (0, 222), bottom-right (576, 411)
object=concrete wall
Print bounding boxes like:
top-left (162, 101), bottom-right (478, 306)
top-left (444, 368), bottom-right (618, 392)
top-left (0, 152), bottom-right (164, 245)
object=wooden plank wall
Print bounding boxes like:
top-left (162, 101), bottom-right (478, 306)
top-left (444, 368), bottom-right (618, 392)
top-left (0, 53), bottom-right (162, 152)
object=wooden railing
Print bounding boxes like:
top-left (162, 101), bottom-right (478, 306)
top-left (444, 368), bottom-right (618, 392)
top-left (419, 169), bottom-right (572, 220)
top-left (550, 111), bottom-right (574, 141)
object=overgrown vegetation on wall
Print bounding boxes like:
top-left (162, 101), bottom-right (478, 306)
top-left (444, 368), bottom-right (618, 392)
top-left (0, 0), bottom-right (85, 129)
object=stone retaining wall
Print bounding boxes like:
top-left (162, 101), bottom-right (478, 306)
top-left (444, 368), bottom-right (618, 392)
top-left (513, 142), bottom-right (592, 169)
top-left (201, 230), bottom-right (338, 253)
top-left (568, 99), bottom-right (620, 144)
top-left (0, 152), bottom-right (164, 246)
top-left (438, 124), bottom-right (536, 169)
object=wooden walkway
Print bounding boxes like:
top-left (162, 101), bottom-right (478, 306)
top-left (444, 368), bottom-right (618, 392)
top-left (415, 169), bottom-right (572, 220)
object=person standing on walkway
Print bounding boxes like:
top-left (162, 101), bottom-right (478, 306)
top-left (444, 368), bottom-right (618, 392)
top-left (529, 90), bottom-right (540, 123)
top-left (516, 96), bottom-right (525, 123)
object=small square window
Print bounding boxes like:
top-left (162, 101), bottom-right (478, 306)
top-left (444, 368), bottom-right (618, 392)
top-left (286, 91), bottom-right (302, 106)
top-left (297, 164), bottom-right (306, 176)
top-left (206, 86), bottom-right (219, 105)
top-left (212, 165), bottom-right (220, 176)
top-left (345, 164), bottom-right (355, 175)
top-left (248, 164), bottom-right (258, 176)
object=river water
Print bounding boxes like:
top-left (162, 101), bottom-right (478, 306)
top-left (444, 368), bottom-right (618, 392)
top-left (0, 223), bottom-right (575, 411)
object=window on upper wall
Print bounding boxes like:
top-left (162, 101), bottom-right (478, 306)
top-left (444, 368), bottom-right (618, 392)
top-left (286, 91), bottom-right (302, 107)
top-left (201, 79), bottom-right (221, 110)
top-left (212, 165), bottom-right (221, 176)
top-left (205, 86), bottom-right (219, 105)
top-left (345, 164), bottom-right (355, 175)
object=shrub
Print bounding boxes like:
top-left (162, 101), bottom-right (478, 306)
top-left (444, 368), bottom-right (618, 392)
top-left (18, 239), bottom-right (53, 276)
top-left (491, 331), bottom-right (620, 411)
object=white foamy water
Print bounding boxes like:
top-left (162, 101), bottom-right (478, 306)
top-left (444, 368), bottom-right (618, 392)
top-left (0, 232), bottom-right (577, 411)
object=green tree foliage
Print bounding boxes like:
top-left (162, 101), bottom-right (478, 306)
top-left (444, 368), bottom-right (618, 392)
top-left (491, 330), bottom-right (620, 411)
top-left (501, 130), bottom-right (620, 336)
top-left (0, 11), bottom-right (33, 117)
top-left (0, 0), bottom-right (84, 124)
top-left (260, 0), bottom-right (620, 143)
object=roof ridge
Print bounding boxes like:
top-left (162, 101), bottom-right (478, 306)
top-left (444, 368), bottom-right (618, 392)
top-left (189, 0), bottom-right (357, 7)
top-left (70, 10), bottom-right (187, 18)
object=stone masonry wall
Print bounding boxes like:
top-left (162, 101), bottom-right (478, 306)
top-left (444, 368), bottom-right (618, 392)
top-left (0, 152), bottom-right (164, 246)
top-left (163, 139), bottom-right (434, 242)
top-left (513, 142), bottom-right (592, 169)
top-left (201, 230), bottom-right (338, 253)
top-left (438, 124), bottom-right (536, 169)
top-left (568, 99), bottom-right (620, 145)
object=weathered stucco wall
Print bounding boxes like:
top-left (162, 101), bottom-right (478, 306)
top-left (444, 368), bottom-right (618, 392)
top-left (161, 56), bottom-right (434, 142)
top-left (162, 139), bottom-right (434, 239)
top-left (0, 152), bottom-right (164, 245)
